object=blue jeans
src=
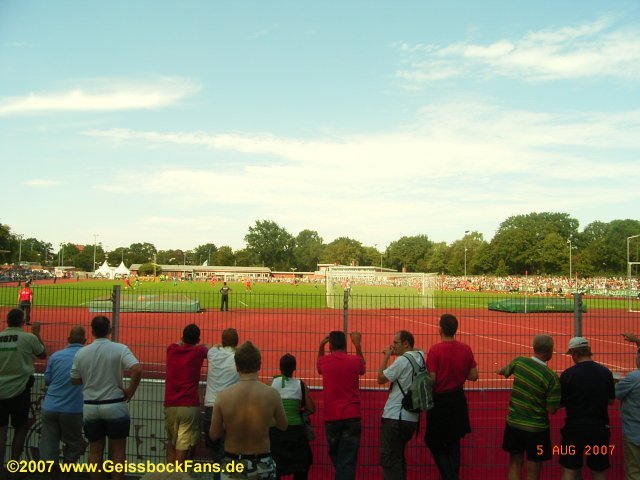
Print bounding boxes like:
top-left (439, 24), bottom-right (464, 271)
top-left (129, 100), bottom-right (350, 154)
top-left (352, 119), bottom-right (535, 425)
top-left (325, 418), bottom-right (361, 480)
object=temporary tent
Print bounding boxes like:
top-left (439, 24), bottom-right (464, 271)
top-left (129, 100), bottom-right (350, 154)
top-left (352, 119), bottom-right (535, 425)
top-left (94, 260), bottom-right (114, 279)
top-left (115, 261), bottom-right (130, 277)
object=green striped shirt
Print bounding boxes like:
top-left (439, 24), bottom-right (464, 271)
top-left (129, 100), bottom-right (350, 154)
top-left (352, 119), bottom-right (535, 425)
top-left (505, 356), bottom-right (560, 432)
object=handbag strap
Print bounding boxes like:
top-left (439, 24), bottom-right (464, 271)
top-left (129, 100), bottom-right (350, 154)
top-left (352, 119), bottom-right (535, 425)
top-left (300, 379), bottom-right (307, 409)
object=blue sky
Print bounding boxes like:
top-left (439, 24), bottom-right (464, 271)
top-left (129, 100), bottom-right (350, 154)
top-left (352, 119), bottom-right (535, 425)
top-left (1, 0), bottom-right (639, 253)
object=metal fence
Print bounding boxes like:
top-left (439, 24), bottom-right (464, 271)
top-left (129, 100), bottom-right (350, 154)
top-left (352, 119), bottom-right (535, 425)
top-left (2, 283), bottom-right (638, 479)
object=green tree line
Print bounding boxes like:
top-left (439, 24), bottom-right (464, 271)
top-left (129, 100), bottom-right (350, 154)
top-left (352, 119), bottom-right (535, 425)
top-left (1, 213), bottom-right (639, 276)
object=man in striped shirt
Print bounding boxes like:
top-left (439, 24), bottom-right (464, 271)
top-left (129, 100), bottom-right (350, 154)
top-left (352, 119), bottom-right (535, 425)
top-left (497, 334), bottom-right (561, 480)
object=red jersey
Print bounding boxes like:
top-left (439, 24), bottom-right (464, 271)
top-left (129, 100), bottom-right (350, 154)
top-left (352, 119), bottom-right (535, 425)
top-left (164, 343), bottom-right (208, 407)
top-left (317, 351), bottom-right (365, 421)
top-left (427, 340), bottom-right (477, 394)
top-left (18, 287), bottom-right (32, 302)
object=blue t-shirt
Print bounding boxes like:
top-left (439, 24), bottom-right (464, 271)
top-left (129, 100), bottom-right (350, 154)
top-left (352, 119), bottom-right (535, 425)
top-left (43, 344), bottom-right (84, 414)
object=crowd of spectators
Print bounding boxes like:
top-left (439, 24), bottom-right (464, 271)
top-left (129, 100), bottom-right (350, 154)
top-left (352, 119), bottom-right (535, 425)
top-left (440, 275), bottom-right (639, 296)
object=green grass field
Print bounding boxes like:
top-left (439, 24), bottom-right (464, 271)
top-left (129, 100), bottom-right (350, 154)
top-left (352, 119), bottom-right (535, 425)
top-left (0, 279), bottom-right (634, 310)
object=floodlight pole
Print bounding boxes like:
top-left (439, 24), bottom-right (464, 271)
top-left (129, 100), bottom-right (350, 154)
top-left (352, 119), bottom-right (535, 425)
top-left (463, 230), bottom-right (469, 281)
top-left (628, 234), bottom-right (640, 312)
top-left (567, 238), bottom-right (572, 280)
top-left (93, 233), bottom-right (99, 274)
top-left (17, 234), bottom-right (23, 266)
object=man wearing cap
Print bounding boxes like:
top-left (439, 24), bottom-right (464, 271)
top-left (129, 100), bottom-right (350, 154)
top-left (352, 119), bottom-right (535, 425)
top-left (616, 334), bottom-right (640, 479)
top-left (559, 337), bottom-right (615, 480)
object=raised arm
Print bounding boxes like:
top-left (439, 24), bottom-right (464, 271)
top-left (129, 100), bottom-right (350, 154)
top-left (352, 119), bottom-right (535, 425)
top-left (350, 332), bottom-right (365, 365)
top-left (377, 344), bottom-right (394, 384)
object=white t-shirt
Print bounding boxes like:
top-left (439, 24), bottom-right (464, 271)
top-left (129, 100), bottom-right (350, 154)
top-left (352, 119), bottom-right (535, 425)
top-left (70, 338), bottom-right (139, 402)
top-left (381, 350), bottom-right (425, 422)
top-left (204, 346), bottom-right (239, 407)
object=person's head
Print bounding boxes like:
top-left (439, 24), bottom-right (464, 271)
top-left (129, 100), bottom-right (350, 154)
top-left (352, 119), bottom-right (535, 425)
top-left (182, 324), bottom-right (201, 345)
top-left (636, 347), bottom-right (640, 370)
top-left (68, 326), bottom-right (87, 345)
top-left (328, 330), bottom-right (347, 352)
top-left (7, 308), bottom-right (25, 327)
top-left (393, 330), bottom-right (414, 355)
top-left (235, 341), bottom-right (261, 373)
top-left (566, 336), bottom-right (592, 362)
top-left (221, 328), bottom-right (239, 348)
top-left (532, 334), bottom-right (554, 361)
top-left (439, 314), bottom-right (458, 337)
top-left (280, 353), bottom-right (296, 378)
top-left (91, 316), bottom-right (111, 338)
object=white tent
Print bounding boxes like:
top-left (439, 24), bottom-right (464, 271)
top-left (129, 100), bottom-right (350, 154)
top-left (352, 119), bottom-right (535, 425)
top-left (115, 261), bottom-right (130, 276)
top-left (94, 260), bottom-right (114, 278)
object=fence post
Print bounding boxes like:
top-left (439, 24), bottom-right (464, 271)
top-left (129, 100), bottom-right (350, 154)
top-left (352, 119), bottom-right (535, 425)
top-left (112, 285), bottom-right (121, 342)
top-left (573, 292), bottom-right (583, 337)
top-left (343, 287), bottom-right (350, 333)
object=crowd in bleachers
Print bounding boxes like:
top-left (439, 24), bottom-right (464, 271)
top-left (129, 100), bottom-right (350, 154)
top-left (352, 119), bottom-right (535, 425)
top-left (440, 275), bottom-right (639, 296)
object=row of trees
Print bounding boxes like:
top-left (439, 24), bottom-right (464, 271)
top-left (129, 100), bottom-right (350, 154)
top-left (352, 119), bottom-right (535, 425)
top-left (1, 213), bottom-right (639, 276)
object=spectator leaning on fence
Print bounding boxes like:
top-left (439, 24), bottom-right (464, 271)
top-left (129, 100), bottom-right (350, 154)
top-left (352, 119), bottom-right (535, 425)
top-left (0, 308), bottom-right (46, 478)
top-left (40, 326), bottom-right (87, 476)
top-left (497, 334), bottom-right (560, 480)
top-left (424, 313), bottom-right (478, 480)
top-left (165, 324), bottom-right (208, 464)
top-left (317, 330), bottom-right (366, 480)
top-left (204, 328), bottom-right (240, 473)
top-left (616, 334), bottom-right (640, 480)
top-left (70, 315), bottom-right (142, 480)
top-left (377, 330), bottom-right (424, 480)
top-left (270, 353), bottom-right (315, 480)
top-left (559, 337), bottom-right (615, 480)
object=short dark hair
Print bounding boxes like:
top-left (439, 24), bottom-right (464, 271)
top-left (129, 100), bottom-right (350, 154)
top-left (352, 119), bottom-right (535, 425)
top-left (235, 341), bottom-right (261, 373)
top-left (91, 316), bottom-right (111, 337)
top-left (279, 353), bottom-right (296, 378)
top-left (182, 324), bottom-right (200, 345)
top-left (439, 314), bottom-right (458, 337)
top-left (7, 308), bottom-right (24, 327)
top-left (397, 330), bottom-right (415, 348)
top-left (328, 331), bottom-right (347, 351)
top-left (222, 328), bottom-right (239, 347)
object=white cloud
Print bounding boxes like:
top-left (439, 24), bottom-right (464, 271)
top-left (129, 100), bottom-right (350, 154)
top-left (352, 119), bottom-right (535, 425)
top-left (83, 100), bottom-right (639, 247)
top-left (0, 78), bottom-right (199, 116)
top-left (395, 17), bottom-right (640, 87)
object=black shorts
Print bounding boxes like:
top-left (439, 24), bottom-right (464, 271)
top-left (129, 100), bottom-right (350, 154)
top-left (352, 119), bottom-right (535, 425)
top-left (559, 425), bottom-right (611, 472)
top-left (502, 423), bottom-right (552, 462)
top-left (0, 379), bottom-right (33, 428)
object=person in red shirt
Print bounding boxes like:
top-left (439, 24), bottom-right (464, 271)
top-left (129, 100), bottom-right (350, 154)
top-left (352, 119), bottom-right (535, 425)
top-left (164, 324), bottom-right (208, 463)
top-left (424, 313), bottom-right (479, 480)
top-left (17, 280), bottom-right (33, 325)
top-left (317, 331), bottom-right (365, 480)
